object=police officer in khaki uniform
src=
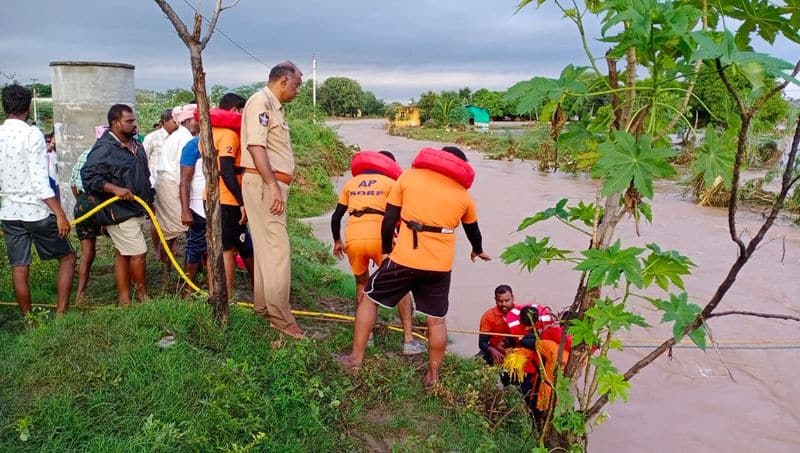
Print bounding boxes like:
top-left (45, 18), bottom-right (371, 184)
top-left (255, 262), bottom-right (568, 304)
top-left (240, 61), bottom-right (304, 338)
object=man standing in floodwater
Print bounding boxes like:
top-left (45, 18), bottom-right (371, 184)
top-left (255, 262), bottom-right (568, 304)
top-left (240, 61), bottom-right (304, 338)
top-left (81, 104), bottom-right (154, 306)
top-left (0, 84), bottom-right (76, 317)
top-left (340, 146), bottom-right (491, 387)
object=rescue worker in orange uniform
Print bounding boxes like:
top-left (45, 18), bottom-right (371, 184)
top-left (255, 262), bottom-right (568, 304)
top-left (330, 150), bottom-right (423, 355)
top-left (339, 146), bottom-right (491, 388)
top-left (478, 284), bottom-right (516, 365)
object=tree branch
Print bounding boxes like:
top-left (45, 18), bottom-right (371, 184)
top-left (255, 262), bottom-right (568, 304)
top-left (200, 0), bottom-right (224, 48)
top-left (715, 59), bottom-right (746, 116)
top-left (664, 0), bottom-right (708, 134)
top-left (707, 310), bottom-right (800, 322)
top-left (192, 1), bottom-right (203, 41)
top-left (716, 57), bottom-right (751, 256)
top-left (607, 52), bottom-right (622, 131)
top-left (221, 0), bottom-right (240, 10)
top-left (585, 91), bottom-right (800, 421)
top-left (663, 59), bottom-right (702, 134)
top-left (749, 60), bottom-right (800, 116)
top-left (557, 217), bottom-right (593, 237)
top-left (703, 320), bottom-right (736, 383)
top-left (154, 0), bottom-right (193, 46)
top-left (620, 46), bottom-right (637, 130)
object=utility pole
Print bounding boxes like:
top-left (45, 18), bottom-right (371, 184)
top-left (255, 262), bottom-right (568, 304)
top-left (31, 77), bottom-right (39, 127)
top-left (312, 53), bottom-right (317, 115)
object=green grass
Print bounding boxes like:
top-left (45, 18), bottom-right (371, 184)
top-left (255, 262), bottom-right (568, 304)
top-left (287, 114), bottom-right (351, 218)
top-left (392, 125), bottom-right (551, 161)
top-left (0, 300), bottom-right (531, 451)
top-left (0, 116), bottom-right (535, 451)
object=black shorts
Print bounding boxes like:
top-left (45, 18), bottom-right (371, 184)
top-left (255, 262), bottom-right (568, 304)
top-left (1, 215), bottom-right (74, 267)
top-left (221, 204), bottom-right (253, 258)
top-left (364, 259), bottom-right (451, 318)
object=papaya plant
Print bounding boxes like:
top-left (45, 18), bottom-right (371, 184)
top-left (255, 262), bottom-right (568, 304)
top-left (502, 0), bottom-right (800, 449)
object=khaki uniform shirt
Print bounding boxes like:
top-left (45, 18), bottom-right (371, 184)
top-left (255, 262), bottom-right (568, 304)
top-left (240, 86), bottom-right (295, 176)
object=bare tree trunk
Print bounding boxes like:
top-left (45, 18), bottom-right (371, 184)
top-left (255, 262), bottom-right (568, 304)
top-left (154, 0), bottom-right (237, 323)
top-left (189, 46), bottom-right (228, 322)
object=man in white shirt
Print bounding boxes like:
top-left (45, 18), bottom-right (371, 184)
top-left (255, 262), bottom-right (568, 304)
top-left (153, 104), bottom-right (197, 281)
top-left (144, 109), bottom-right (177, 262)
top-left (142, 109), bottom-right (177, 186)
top-left (0, 84), bottom-right (75, 316)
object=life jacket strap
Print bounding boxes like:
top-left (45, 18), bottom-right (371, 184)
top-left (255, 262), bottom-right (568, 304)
top-left (403, 219), bottom-right (454, 249)
top-left (349, 207), bottom-right (385, 218)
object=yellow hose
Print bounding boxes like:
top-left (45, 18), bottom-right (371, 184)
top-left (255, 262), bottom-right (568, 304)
top-left (236, 302), bottom-right (428, 341)
top-left (73, 196), bottom-right (427, 340)
top-left (72, 195), bottom-right (202, 293)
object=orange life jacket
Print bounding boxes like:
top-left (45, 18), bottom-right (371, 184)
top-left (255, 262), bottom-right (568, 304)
top-left (411, 146), bottom-right (475, 188)
top-left (505, 304), bottom-right (557, 336)
top-left (351, 150), bottom-right (402, 180)
top-left (193, 108), bottom-right (242, 131)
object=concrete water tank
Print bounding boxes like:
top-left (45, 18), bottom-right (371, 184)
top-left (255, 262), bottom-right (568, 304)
top-left (50, 61), bottom-right (135, 216)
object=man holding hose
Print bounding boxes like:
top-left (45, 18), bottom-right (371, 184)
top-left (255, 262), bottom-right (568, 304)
top-left (82, 104), bottom-right (154, 306)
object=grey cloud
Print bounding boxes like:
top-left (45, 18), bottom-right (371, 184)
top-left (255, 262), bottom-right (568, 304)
top-left (2, 0), bottom-right (797, 100)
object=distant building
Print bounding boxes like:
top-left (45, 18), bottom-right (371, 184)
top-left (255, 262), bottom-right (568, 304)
top-left (466, 105), bottom-right (490, 128)
top-left (391, 106), bottom-right (421, 128)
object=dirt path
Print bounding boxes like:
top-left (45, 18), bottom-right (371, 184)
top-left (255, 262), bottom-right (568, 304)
top-left (304, 118), bottom-right (800, 452)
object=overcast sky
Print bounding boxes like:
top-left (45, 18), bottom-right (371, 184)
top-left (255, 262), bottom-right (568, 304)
top-left (2, 0), bottom-right (798, 101)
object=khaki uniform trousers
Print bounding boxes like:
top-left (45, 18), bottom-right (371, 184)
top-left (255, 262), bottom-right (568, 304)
top-left (241, 172), bottom-right (298, 331)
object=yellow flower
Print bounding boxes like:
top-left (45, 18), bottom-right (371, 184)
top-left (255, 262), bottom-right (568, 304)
top-left (501, 349), bottom-right (529, 383)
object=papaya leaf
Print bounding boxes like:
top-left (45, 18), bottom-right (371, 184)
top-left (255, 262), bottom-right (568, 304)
top-left (590, 356), bottom-right (619, 377)
top-left (591, 131), bottom-right (676, 199)
top-left (553, 372), bottom-right (574, 417)
top-left (567, 200), bottom-right (601, 227)
top-left (557, 119), bottom-right (602, 163)
top-left (516, 198), bottom-right (569, 231)
top-left (501, 236), bottom-right (571, 272)
top-left (784, 0), bottom-right (800, 29)
top-left (504, 66), bottom-right (589, 116)
top-left (597, 371), bottom-right (631, 402)
top-left (588, 104), bottom-right (615, 133)
top-left (722, 0), bottom-right (800, 47)
top-left (568, 317), bottom-right (601, 347)
top-left (654, 292), bottom-right (706, 350)
top-left (688, 327), bottom-right (707, 350)
top-left (553, 411), bottom-right (586, 435)
top-left (586, 297), bottom-right (651, 331)
top-left (642, 243), bottom-right (695, 291)
top-left (575, 239), bottom-right (645, 288)
top-left (637, 201), bottom-right (653, 223)
top-left (540, 100), bottom-right (560, 123)
top-left (692, 127), bottom-right (735, 189)
top-left (691, 30), bottom-right (799, 88)
top-left (576, 150), bottom-right (602, 170)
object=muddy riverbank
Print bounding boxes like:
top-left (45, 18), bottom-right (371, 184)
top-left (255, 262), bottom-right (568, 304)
top-left (303, 118), bottom-right (800, 452)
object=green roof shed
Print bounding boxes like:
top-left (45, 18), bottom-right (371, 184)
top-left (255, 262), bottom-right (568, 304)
top-left (466, 105), bottom-right (491, 125)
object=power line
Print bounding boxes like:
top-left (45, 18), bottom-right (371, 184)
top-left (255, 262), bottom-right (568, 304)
top-left (180, 0), bottom-right (271, 69)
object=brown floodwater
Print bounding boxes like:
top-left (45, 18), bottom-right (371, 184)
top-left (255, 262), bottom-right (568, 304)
top-left (303, 119), bottom-right (800, 452)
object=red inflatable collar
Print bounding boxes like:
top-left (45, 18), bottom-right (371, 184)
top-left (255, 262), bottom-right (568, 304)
top-left (412, 147), bottom-right (475, 189)
top-left (351, 151), bottom-right (403, 180)
top-left (193, 108), bottom-right (242, 131)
